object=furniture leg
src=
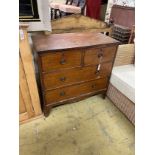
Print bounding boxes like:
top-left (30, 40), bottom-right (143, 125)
top-left (59, 11), bottom-right (62, 18)
top-left (44, 107), bottom-right (51, 117)
top-left (102, 93), bottom-right (106, 99)
top-left (54, 9), bottom-right (57, 19)
top-left (51, 9), bottom-right (53, 20)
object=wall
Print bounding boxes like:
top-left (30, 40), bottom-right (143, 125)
top-left (28, 0), bottom-right (51, 31)
top-left (105, 0), bottom-right (135, 23)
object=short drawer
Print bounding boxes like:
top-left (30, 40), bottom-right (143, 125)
top-left (44, 78), bottom-right (108, 105)
top-left (39, 50), bottom-right (82, 72)
top-left (84, 46), bottom-right (117, 65)
top-left (42, 62), bottom-right (113, 90)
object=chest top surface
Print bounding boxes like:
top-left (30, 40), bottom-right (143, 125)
top-left (32, 32), bottom-right (119, 52)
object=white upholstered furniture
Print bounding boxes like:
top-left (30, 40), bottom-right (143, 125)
top-left (59, 4), bottom-right (81, 14)
top-left (107, 44), bottom-right (135, 124)
top-left (50, 0), bottom-right (86, 19)
top-left (49, 0), bottom-right (72, 19)
top-left (50, 2), bottom-right (61, 10)
top-left (110, 64), bottom-right (135, 103)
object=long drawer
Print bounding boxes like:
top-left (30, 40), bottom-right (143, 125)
top-left (44, 78), bottom-right (108, 105)
top-left (84, 46), bottom-right (117, 65)
top-left (42, 62), bottom-right (113, 90)
top-left (39, 50), bottom-right (82, 72)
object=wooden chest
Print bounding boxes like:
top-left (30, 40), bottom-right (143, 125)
top-left (32, 32), bottom-right (119, 116)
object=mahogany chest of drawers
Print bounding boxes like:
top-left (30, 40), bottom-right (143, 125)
top-left (32, 32), bottom-right (119, 116)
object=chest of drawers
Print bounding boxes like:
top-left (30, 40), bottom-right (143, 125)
top-left (32, 32), bottom-right (119, 116)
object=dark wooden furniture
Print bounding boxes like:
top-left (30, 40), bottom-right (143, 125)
top-left (112, 24), bottom-right (131, 44)
top-left (32, 32), bottom-right (119, 116)
top-left (110, 5), bottom-right (135, 29)
top-left (128, 25), bottom-right (135, 44)
top-left (109, 5), bottom-right (135, 44)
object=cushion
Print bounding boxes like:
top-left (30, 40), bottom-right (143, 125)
top-left (59, 4), bottom-right (81, 13)
top-left (50, 2), bottom-right (62, 9)
top-left (110, 64), bottom-right (135, 103)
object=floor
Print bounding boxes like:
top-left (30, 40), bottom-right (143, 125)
top-left (20, 95), bottom-right (135, 155)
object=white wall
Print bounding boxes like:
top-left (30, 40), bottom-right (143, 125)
top-left (28, 0), bottom-right (51, 31)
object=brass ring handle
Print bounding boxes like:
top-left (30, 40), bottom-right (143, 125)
top-left (95, 70), bottom-right (100, 75)
top-left (60, 91), bottom-right (65, 96)
top-left (98, 53), bottom-right (103, 58)
top-left (60, 59), bottom-right (66, 65)
top-left (91, 84), bottom-right (96, 88)
top-left (59, 77), bottom-right (66, 82)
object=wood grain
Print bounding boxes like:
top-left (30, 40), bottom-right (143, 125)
top-left (33, 32), bottom-right (119, 116)
top-left (19, 56), bottom-right (34, 118)
top-left (46, 28), bottom-right (112, 35)
top-left (84, 46), bottom-right (117, 65)
top-left (19, 112), bottom-right (29, 122)
top-left (45, 14), bottom-right (112, 35)
top-left (19, 89), bottom-right (26, 114)
top-left (42, 62), bottom-right (113, 90)
top-left (40, 49), bottom-right (82, 72)
top-left (44, 78), bottom-right (108, 105)
top-left (19, 27), bottom-right (42, 116)
top-left (51, 14), bottom-right (107, 31)
top-left (32, 32), bottom-right (119, 52)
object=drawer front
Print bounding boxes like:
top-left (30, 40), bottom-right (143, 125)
top-left (42, 62), bottom-right (113, 90)
top-left (84, 46), bottom-right (117, 65)
top-left (44, 78), bottom-right (108, 105)
top-left (40, 50), bottom-right (82, 72)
